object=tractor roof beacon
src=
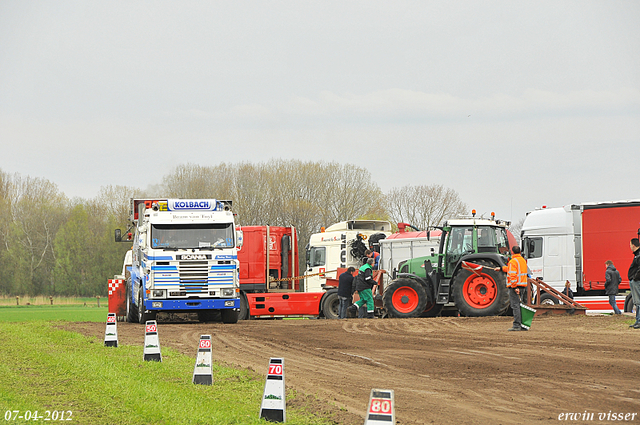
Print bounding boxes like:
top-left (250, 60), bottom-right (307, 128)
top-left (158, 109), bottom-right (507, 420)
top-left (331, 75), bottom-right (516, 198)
top-left (383, 213), bottom-right (515, 318)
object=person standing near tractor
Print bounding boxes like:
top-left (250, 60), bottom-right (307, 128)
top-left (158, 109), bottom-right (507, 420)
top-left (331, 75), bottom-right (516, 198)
top-left (495, 246), bottom-right (529, 331)
top-left (349, 258), bottom-right (376, 318)
top-left (337, 267), bottom-right (356, 319)
top-left (365, 249), bottom-right (380, 270)
top-left (604, 260), bottom-right (622, 315)
top-left (628, 238), bottom-right (640, 328)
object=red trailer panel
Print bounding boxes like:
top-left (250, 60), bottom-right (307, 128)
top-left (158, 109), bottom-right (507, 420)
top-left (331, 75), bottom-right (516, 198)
top-left (237, 226), bottom-right (299, 291)
top-left (581, 204), bottom-right (640, 291)
top-left (107, 279), bottom-right (126, 319)
top-left (246, 292), bottom-right (323, 316)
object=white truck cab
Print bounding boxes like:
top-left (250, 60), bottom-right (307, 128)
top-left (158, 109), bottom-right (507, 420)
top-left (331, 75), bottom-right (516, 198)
top-left (305, 220), bottom-right (392, 292)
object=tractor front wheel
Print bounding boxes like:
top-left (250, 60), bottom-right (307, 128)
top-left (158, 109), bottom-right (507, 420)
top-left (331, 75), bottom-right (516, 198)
top-left (383, 278), bottom-right (428, 318)
top-left (453, 261), bottom-right (508, 317)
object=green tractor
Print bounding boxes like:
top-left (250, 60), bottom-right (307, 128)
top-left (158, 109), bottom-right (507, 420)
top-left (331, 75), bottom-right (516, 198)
top-left (382, 214), bottom-right (515, 318)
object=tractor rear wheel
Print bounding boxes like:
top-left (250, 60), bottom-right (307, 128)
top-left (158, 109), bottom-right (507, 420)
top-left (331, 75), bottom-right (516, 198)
top-left (383, 278), bottom-right (428, 318)
top-left (453, 260), bottom-right (508, 317)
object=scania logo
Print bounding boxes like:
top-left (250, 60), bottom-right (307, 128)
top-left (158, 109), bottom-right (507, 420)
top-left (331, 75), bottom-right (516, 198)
top-left (182, 254), bottom-right (207, 260)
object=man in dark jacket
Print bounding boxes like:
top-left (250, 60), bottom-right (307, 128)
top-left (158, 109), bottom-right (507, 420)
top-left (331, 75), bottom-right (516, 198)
top-left (349, 258), bottom-right (376, 318)
top-left (337, 267), bottom-right (356, 319)
top-left (628, 238), bottom-right (640, 328)
top-left (604, 260), bottom-right (622, 314)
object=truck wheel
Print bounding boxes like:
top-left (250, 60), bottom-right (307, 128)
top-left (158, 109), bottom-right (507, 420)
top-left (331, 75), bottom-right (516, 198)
top-left (383, 278), bottom-right (428, 318)
top-left (540, 293), bottom-right (559, 306)
top-left (221, 309), bottom-right (239, 324)
top-left (453, 261), bottom-right (508, 317)
top-left (238, 293), bottom-right (250, 320)
top-left (322, 291), bottom-right (340, 319)
top-left (198, 310), bottom-right (219, 322)
top-left (126, 280), bottom-right (137, 323)
top-left (624, 294), bottom-right (635, 313)
top-left (137, 290), bottom-right (156, 324)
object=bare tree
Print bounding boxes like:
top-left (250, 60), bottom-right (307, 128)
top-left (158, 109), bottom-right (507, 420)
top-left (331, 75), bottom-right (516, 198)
top-left (386, 184), bottom-right (467, 230)
top-left (509, 218), bottom-right (525, 245)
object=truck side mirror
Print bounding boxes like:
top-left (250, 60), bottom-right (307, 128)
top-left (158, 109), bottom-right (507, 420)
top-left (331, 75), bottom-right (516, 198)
top-left (115, 229), bottom-right (122, 243)
top-left (236, 229), bottom-right (243, 248)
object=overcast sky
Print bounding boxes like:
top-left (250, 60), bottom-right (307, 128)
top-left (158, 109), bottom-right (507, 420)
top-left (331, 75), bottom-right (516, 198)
top-left (1, 1), bottom-right (639, 224)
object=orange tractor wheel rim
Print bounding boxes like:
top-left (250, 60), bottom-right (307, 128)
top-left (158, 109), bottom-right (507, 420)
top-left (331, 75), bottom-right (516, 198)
top-left (392, 286), bottom-right (420, 313)
top-left (463, 274), bottom-right (497, 308)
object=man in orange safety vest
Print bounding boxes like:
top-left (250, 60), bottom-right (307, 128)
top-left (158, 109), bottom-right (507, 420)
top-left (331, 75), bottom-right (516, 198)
top-left (495, 245), bottom-right (529, 331)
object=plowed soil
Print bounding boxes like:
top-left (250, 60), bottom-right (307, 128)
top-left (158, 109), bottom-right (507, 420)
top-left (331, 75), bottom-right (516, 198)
top-left (65, 314), bottom-right (640, 424)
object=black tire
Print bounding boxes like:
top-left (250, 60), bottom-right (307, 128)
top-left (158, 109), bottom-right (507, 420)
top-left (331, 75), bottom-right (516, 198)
top-left (625, 294), bottom-right (635, 313)
top-left (198, 310), bottom-right (219, 322)
top-left (126, 280), bottom-right (138, 323)
top-left (238, 292), bottom-right (250, 320)
top-left (137, 289), bottom-right (156, 324)
top-left (383, 278), bottom-right (428, 318)
top-left (540, 292), bottom-right (559, 306)
top-left (221, 309), bottom-right (239, 324)
top-left (452, 260), bottom-right (509, 317)
top-left (420, 302), bottom-right (444, 318)
top-left (322, 291), bottom-right (340, 319)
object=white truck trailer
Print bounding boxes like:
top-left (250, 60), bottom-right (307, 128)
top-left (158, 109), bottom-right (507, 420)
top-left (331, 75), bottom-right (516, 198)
top-left (521, 200), bottom-right (640, 312)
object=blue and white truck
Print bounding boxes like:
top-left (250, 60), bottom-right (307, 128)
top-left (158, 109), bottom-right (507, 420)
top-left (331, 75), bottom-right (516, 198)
top-left (115, 199), bottom-right (242, 324)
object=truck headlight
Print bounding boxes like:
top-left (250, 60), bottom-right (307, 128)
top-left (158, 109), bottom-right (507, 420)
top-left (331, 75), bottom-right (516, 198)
top-left (152, 290), bottom-right (165, 298)
top-left (222, 288), bottom-right (234, 297)
top-left (152, 302), bottom-right (163, 308)
top-left (224, 300), bottom-right (235, 307)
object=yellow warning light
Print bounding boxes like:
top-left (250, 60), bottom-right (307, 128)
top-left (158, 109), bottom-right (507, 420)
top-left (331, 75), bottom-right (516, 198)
top-left (320, 227), bottom-right (326, 233)
top-left (471, 209), bottom-right (476, 217)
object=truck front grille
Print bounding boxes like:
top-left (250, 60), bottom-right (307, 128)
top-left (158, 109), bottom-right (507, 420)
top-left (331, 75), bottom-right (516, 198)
top-left (179, 261), bottom-right (209, 286)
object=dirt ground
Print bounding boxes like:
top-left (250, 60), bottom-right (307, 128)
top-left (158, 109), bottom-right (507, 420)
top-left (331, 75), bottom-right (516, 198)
top-left (65, 313), bottom-right (640, 425)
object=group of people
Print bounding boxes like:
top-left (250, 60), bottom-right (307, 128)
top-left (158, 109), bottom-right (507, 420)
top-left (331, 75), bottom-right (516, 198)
top-left (336, 238), bottom-right (640, 328)
top-left (337, 250), bottom-right (379, 319)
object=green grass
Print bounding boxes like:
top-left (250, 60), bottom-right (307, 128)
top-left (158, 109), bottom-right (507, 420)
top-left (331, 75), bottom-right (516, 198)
top-left (0, 322), bottom-right (334, 425)
top-left (0, 305), bottom-right (108, 322)
top-left (0, 296), bottom-right (104, 307)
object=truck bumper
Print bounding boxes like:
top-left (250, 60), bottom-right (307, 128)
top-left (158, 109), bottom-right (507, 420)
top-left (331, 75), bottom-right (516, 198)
top-left (144, 298), bottom-right (240, 311)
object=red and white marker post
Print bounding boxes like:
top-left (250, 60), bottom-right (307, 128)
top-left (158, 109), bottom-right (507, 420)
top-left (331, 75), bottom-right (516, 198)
top-left (365, 389), bottom-right (395, 425)
top-left (104, 313), bottom-right (118, 347)
top-left (259, 357), bottom-right (286, 422)
top-left (192, 335), bottom-right (213, 385)
top-left (143, 320), bottom-right (162, 362)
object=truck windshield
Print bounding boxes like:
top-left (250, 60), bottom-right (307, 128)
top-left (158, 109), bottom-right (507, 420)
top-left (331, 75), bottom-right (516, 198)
top-left (151, 223), bottom-right (234, 249)
top-left (307, 246), bottom-right (326, 267)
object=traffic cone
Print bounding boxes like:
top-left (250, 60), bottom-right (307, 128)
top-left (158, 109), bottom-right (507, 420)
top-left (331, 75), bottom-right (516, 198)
top-left (365, 389), bottom-right (395, 425)
top-left (259, 358), bottom-right (286, 422)
top-left (192, 335), bottom-right (213, 385)
top-left (143, 320), bottom-right (162, 362)
top-left (104, 313), bottom-right (118, 347)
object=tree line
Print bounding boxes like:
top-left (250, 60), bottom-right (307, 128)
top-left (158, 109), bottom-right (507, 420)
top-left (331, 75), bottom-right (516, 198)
top-left (0, 160), bottom-right (467, 296)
